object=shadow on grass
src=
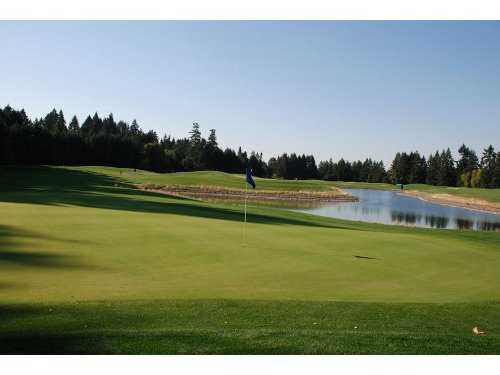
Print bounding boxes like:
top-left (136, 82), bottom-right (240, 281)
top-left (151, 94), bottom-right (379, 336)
top-left (0, 282), bottom-right (21, 290)
top-left (0, 166), bottom-right (363, 230)
top-left (0, 250), bottom-right (93, 269)
top-left (0, 225), bottom-right (98, 275)
top-left (1, 299), bottom-right (500, 354)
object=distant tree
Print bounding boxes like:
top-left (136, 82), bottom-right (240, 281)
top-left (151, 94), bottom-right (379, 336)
top-left (438, 148), bottom-right (456, 186)
top-left (102, 113), bottom-right (117, 135)
top-left (480, 145), bottom-right (496, 188)
top-left (389, 151), bottom-right (426, 185)
top-left (426, 151), bottom-right (440, 185)
top-left (389, 152), bottom-right (403, 184)
top-left (267, 157), bottom-right (279, 177)
top-left (304, 155), bottom-right (318, 179)
top-left (457, 144), bottom-right (479, 187)
top-left (189, 122), bottom-right (202, 145)
top-left (2, 104), bottom-right (497, 190)
top-left (44, 109), bottom-right (59, 134)
top-left (208, 129), bottom-right (218, 148)
top-left (237, 147), bottom-right (248, 170)
top-left (470, 169), bottom-right (483, 188)
top-left (390, 153), bottom-right (399, 184)
top-left (492, 153), bottom-right (500, 188)
top-left (80, 115), bottom-right (94, 136)
top-left (57, 110), bottom-right (67, 133)
top-left (318, 159), bottom-right (334, 180)
top-left (142, 143), bottom-right (165, 172)
top-left (143, 130), bottom-right (159, 144)
top-left (409, 152), bottom-right (427, 183)
top-left (68, 115), bottom-right (80, 133)
top-left (249, 151), bottom-right (267, 177)
top-left (335, 158), bottom-right (351, 181)
top-left (92, 112), bottom-right (103, 134)
top-left (117, 121), bottom-right (129, 136)
top-left (130, 119), bottom-right (140, 136)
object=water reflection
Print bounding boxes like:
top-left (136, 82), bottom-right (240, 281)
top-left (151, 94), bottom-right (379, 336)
top-left (391, 211), bottom-right (422, 225)
top-left (298, 189), bottom-right (500, 231)
top-left (455, 218), bottom-right (474, 230)
top-left (477, 221), bottom-right (500, 231)
top-left (424, 215), bottom-right (449, 229)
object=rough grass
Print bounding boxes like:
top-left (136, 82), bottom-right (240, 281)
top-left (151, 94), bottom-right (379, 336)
top-left (1, 165), bottom-right (500, 354)
top-left (139, 184), bottom-right (355, 206)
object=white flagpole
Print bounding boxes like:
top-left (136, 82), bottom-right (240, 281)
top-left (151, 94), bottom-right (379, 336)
top-left (244, 180), bottom-right (247, 246)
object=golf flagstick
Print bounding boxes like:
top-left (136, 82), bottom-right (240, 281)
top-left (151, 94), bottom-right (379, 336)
top-left (244, 180), bottom-right (247, 246)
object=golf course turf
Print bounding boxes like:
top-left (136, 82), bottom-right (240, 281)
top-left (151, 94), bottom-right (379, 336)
top-left (1, 166), bottom-right (500, 354)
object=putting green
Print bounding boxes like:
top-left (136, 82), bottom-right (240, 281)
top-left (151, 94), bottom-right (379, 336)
top-left (1, 166), bottom-right (500, 354)
top-left (1, 166), bottom-right (499, 304)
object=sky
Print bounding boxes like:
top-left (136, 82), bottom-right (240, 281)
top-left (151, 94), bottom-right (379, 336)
top-left (1, 21), bottom-right (499, 165)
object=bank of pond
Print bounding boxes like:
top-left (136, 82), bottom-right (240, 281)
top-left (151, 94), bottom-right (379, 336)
top-left (298, 188), bottom-right (500, 231)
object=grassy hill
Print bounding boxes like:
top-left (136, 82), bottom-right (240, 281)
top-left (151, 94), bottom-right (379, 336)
top-left (1, 165), bottom-right (500, 353)
top-left (59, 166), bottom-right (500, 203)
top-left (68, 166), bottom-right (337, 191)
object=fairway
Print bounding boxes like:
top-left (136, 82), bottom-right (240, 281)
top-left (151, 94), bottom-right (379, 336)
top-left (1, 166), bottom-right (500, 354)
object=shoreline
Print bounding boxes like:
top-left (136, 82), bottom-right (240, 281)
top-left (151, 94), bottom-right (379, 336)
top-left (138, 184), bottom-right (358, 204)
top-left (402, 190), bottom-right (500, 215)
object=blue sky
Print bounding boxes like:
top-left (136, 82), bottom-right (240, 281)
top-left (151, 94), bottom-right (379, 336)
top-left (1, 21), bottom-right (499, 165)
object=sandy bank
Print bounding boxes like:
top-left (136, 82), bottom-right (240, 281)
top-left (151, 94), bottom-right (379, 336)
top-left (138, 184), bottom-right (357, 205)
top-left (403, 190), bottom-right (500, 215)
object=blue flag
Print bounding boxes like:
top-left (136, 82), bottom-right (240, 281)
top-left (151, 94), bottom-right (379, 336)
top-left (245, 168), bottom-right (256, 189)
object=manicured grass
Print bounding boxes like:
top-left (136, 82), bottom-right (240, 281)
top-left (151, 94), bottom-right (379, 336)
top-left (1, 165), bottom-right (500, 353)
top-left (57, 166), bottom-right (500, 203)
top-left (68, 166), bottom-right (337, 191)
top-left (330, 181), bottom-right (397, 190)
top-left (1, 299), bottom-right (500, 354)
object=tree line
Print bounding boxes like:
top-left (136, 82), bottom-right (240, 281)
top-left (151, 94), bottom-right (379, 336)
top-left (1, 105), bottom-right (499, 188)
top-left (388, 145), bottom-right (500, 188)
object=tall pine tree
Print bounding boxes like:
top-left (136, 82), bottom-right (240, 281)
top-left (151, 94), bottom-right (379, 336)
top-left (480, 145), bottom-right (496, 188)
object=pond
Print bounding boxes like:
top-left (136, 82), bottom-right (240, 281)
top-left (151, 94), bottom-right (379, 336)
top-left (298, 188), bottom-right (500, 231)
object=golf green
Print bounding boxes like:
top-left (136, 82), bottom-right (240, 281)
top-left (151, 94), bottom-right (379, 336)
top-left (1, 166), bottom-right (499, 353)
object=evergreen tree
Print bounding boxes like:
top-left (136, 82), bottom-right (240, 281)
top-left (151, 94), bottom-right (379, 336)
top-left (208, 129), bottom-right (217, 148)
top-left (457, 144), bottom-right (479, 187)
top-left (409, 152), bottom-right (427, 183)
top-left (92, 112), bottom-right (103, 134)
top-left (68, 116), bottom-right (80, 133)
top-left (80, 115), bottom-right (94, 136)
top-left (56, 110), bottom-right (67, 133)
top-left (389, 152), bottom-right (403, 184)
top-left (426, 151), bottom-right (440, 185)
top-left (102, 113), bottom-right (117, 135)
top-left (130, 119), bottom-right (140, 136)
top-left (3, 104), bottom-right (498, 189)
top-left (305, 155), bottom-right (318, 179)
top-left (189, 122), bottom-right (202, 145)
top-left (117, 121), bottom-right (129, 136)
top-left (480, 145), bottom-right (496, 188)
top-left (237, 147), bottom-right (248, 169)
top-left (318, 159), bottom-right (334, 180)
top-left (438, 148), bottom-right (456, 186)
top-left (492, 153), bottom-right (500, 188)
top-left (267, 157), bottom-right (279, 177)
top-left (44, 109), bottom-right (59, 134)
